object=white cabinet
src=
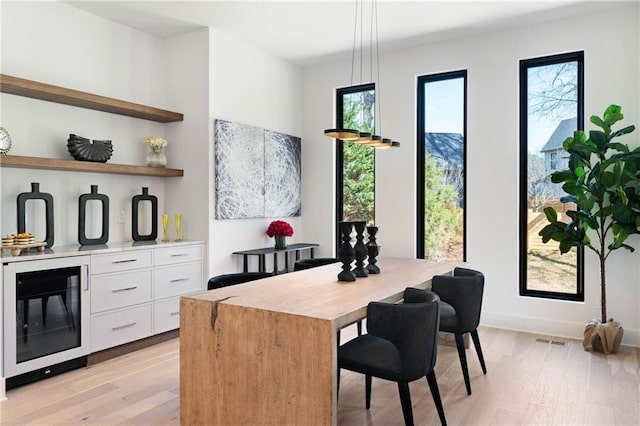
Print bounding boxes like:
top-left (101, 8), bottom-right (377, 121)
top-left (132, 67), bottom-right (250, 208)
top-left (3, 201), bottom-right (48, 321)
top-left (89, 242), bottom-right (204, 352)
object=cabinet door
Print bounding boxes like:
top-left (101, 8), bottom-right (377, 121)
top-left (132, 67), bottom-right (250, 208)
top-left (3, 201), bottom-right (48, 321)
top-left (154, 297), bottom-right (181, 333)
top-left (91, 304), bottom-right (152, 352)
top-left (91, 269), bottom-right (153, 313)
top-left (154, 262), bottom-right (203, 299)
top-left (92, 250), bottom-right (153, 274)
top-left (154, 245), bottom-right (203, 266)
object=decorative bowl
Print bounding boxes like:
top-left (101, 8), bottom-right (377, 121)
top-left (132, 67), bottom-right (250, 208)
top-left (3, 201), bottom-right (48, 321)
top-left (67, 134), bottom-right (113, 163)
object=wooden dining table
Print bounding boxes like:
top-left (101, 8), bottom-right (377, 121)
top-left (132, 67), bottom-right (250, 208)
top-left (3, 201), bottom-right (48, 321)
top-left (179, 256), bottom-right (461, 425)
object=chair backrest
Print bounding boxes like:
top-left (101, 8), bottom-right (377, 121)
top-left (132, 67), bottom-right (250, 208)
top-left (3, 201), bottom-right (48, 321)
top-left (432, 267), bottom-right (484, 332)
top-left (366, 288), bottom-right (440, 381)
top-left (207, 272), bottom-right (273, 290)
top-left (293, 257), bottom-right (339, 271)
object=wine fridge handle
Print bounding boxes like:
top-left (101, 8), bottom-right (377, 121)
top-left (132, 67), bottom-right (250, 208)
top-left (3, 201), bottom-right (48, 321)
top-left (84, 264), bottom-right (90, 291)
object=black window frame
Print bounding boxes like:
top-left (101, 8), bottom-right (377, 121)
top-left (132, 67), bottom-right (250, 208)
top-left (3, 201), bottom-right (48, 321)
top-left (519, 51), bottom-right (585, 301)
top-left (335, 83), bottom-right (376, 251)
top-left (416, 70), bottom-right (468, 261)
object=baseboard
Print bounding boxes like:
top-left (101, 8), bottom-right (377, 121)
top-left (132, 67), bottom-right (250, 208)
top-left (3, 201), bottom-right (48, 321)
top-left (88, 329), bottom-right (179, 365)
top-left (481, 312), bottom-right (640, 348)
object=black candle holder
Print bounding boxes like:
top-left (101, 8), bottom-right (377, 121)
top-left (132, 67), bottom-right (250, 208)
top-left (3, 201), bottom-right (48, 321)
top-left (78, 185), bottom-right (109, 245)
top-left (352, 221), bottom-right (368, 277)
top-left (17, 182), bottom-right (54, 248)
top-left (337, 221), bottom-right (356, 282)
top-left (132, 187), bottom-right (158, 241)
top-left (366, 226), bottom-right (380, 274)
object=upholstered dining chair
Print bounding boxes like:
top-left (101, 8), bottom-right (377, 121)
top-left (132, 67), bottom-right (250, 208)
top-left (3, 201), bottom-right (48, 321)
top-left (431, 267), bottom-right (487, 395)
top-left (293, 257), bottom-right (340, 271)
top-left (338, 288), bottom-right (447, 426)
top-left (207, 272), bottom-right (273, 290)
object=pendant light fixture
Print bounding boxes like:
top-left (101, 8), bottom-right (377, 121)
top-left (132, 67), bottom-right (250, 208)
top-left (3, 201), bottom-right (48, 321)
top-left (323, 0), bottom-right (399, 149)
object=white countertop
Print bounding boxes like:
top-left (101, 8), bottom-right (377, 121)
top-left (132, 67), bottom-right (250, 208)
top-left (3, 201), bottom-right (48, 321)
top-left (1, 240), bottom-right (205, 263)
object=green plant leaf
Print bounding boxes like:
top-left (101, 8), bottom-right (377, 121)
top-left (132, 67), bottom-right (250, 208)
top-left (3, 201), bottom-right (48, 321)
top-left (603, 104), bottom-right (623, 126)
top-left (543, 206), bottom-right (558, 223)
top-left (589, 130), bottom-right (607, 150)
top-left (590, 115), bottom-right (606, 130)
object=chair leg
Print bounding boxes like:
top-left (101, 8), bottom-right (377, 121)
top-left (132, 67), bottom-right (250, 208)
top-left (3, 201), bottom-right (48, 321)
top-left (337, 368), bottom-right (340, 401)
top-left (365, 374), bottom-right (372, 409)
top-left (397, 381), bottom-right (414, 426)
top-left (470, 329), bottom-right (487, 374)
top-left (357, 320), bottom-right (362, 336)
top-left (455, 333), bottom-right (472, 395)
top-left (41, 296), bottom-right (49, 326)
top-left (426, 371), bottom-right (447, 426)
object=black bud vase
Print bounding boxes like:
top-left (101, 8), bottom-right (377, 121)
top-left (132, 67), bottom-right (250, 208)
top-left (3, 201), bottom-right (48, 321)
top-left (78, 185), bottom-right (109, 245)
top-left (352, 221), bottom-right (368, 277)
top-left (132, 187), bottom-right (158, 241)
top-left (337, 221), bottom-right (356, 282)
top-left (17, 182), bottom-right (54, 248)
top-left (366, 226), bottom-right (380, 274)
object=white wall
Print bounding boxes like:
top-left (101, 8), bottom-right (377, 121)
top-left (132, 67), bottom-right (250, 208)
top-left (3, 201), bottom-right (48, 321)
top-left (208, 27), bottom-right (303, 275)
top-left (0, 1), bottom-right (172, 245)
top-left (302, 4), bottom-right (640, 345)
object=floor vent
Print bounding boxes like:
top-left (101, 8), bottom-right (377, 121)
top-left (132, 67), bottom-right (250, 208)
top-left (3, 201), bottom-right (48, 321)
top-left (550, 340), bottom-right (567, 346)
top-left (536, 338), bottom-right (550, 343)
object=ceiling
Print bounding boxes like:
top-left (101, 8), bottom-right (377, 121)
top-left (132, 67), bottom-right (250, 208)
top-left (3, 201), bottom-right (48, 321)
top-left (64, 1), bottom-right (629, 66)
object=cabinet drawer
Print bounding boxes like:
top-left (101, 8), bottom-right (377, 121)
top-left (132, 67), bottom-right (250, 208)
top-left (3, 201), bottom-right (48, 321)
top-left (91, 304), bottom-right (152, 352)
top-left (154, 297), bottom-right (181, 333)
top-left (154, 245), bottom-right (203, 266)
top-left (91, 250), bottom-right (153, 274)
top-left (91, 269), bottom-right (153, 313)
top-left (154, 262), bottom-right (203, 299)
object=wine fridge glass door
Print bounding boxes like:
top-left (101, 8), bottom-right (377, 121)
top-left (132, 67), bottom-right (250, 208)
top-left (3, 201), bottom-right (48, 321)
top-left (3, 256), bottom-right (91, 378)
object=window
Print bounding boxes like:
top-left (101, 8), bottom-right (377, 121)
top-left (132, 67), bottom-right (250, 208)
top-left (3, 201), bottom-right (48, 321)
top-left (336, 83), bottom-right (375, 247)
top-left (417, 71), bottom-right (466, 262)
top-left (519, 51), bottom-right (584, 300)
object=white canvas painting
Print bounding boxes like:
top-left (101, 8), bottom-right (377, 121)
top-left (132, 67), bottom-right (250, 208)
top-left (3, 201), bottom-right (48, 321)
top-left (214, 119), bottom-right (301, 219)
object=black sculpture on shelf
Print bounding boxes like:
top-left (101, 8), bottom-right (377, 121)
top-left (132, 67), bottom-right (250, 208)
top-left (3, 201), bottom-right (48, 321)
top-left (337, 221), bottom-right (356, 282)
top-left (67, 134), bottom-right (113, 163)
top-left (17, 182), bottom-right (54, 248)
top-left (352, 221), bottom-right (368, 277)
top-left (366, 225), bottom-right (380, 274)
top-left (132, 187), bottom-right (158, 241)
top-left (78, 185), bottom-right (109, 245)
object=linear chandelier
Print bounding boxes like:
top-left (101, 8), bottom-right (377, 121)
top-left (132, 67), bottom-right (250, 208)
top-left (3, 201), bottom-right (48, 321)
top-left (324, 0), bottom-right (399, 149)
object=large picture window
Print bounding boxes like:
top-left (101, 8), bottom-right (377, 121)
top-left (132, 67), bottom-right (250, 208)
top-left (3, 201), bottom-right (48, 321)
top-left (417, 71), bottom-right (466, 262)
top-left (336, 83), bottom-right (375, 247)
top-left (519, 51), bottom-right (584, 300)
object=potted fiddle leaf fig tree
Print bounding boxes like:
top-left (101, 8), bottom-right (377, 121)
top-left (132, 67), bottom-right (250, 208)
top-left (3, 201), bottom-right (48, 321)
top-left (539, 104), bottom-right (640, 354)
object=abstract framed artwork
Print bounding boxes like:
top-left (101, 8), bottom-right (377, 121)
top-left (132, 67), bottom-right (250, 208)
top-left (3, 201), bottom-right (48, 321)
top-left (214, 119), bottom-right (301, 219)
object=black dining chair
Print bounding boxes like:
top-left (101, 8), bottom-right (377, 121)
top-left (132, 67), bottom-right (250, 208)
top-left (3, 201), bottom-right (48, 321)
top-left (293, 257), bottom-right (339, 271)
top-left (431, 267), bottom-right (486, 395)
top-left (207, 272), bottom-right (273, 290)
top-left (338, 287), bottom-right (447, 426)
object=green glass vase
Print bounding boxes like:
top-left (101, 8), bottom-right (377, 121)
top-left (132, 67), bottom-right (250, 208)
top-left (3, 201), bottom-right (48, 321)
top-left (275, 235), bottom-right (287, 249)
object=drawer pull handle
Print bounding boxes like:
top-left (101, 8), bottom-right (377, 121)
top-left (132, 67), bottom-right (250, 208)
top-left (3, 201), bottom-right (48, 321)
top-left (170, 253), bottom-right (189, 257)
top-left (112, 322), bottom-right (137, 330)
top-left (170, 278), bottom-right (188, 283)
top-left (113, 259), bottom-right (137, 264)
top-left (170, 312), bottom-right (180, 316)
top-left (112, 286), bottom-right (138, 293)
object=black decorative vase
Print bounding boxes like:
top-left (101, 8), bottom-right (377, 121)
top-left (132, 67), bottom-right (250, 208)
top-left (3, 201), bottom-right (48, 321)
top-left (132, 187), bottom-right (158, 241)
top-left (78, 185), bottom-right (109, 245)
top-left (337, 221), bottom-right (356, 282)
top-left (352, 221), bottom-right (368, 277)
top-left (366, 226), bottom-right (380, 274)
top-left (17, 182), bottom-right (54, 248)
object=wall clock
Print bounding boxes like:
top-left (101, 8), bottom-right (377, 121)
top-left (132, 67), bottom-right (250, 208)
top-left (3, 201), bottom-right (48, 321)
top-left (0, 126), bottom-right (12, 154)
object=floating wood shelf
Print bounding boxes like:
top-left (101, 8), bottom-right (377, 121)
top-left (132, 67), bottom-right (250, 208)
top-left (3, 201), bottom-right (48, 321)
top-left (0, 155), bottom-right (183, 177)
top-left (0, 74), bottom-right (183, 123)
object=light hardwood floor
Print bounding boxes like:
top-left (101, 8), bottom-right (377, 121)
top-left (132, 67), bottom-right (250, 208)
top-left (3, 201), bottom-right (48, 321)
top-left (1, 326), bottom-right (638, 425)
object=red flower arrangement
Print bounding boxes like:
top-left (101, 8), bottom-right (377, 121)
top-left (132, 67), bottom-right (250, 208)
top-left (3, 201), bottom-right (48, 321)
top-left (266, 220), bottom-right (294, 237)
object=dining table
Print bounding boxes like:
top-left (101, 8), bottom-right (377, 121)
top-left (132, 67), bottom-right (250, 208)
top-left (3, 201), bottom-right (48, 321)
top-left (179, 256), bottom-right (461, 425)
